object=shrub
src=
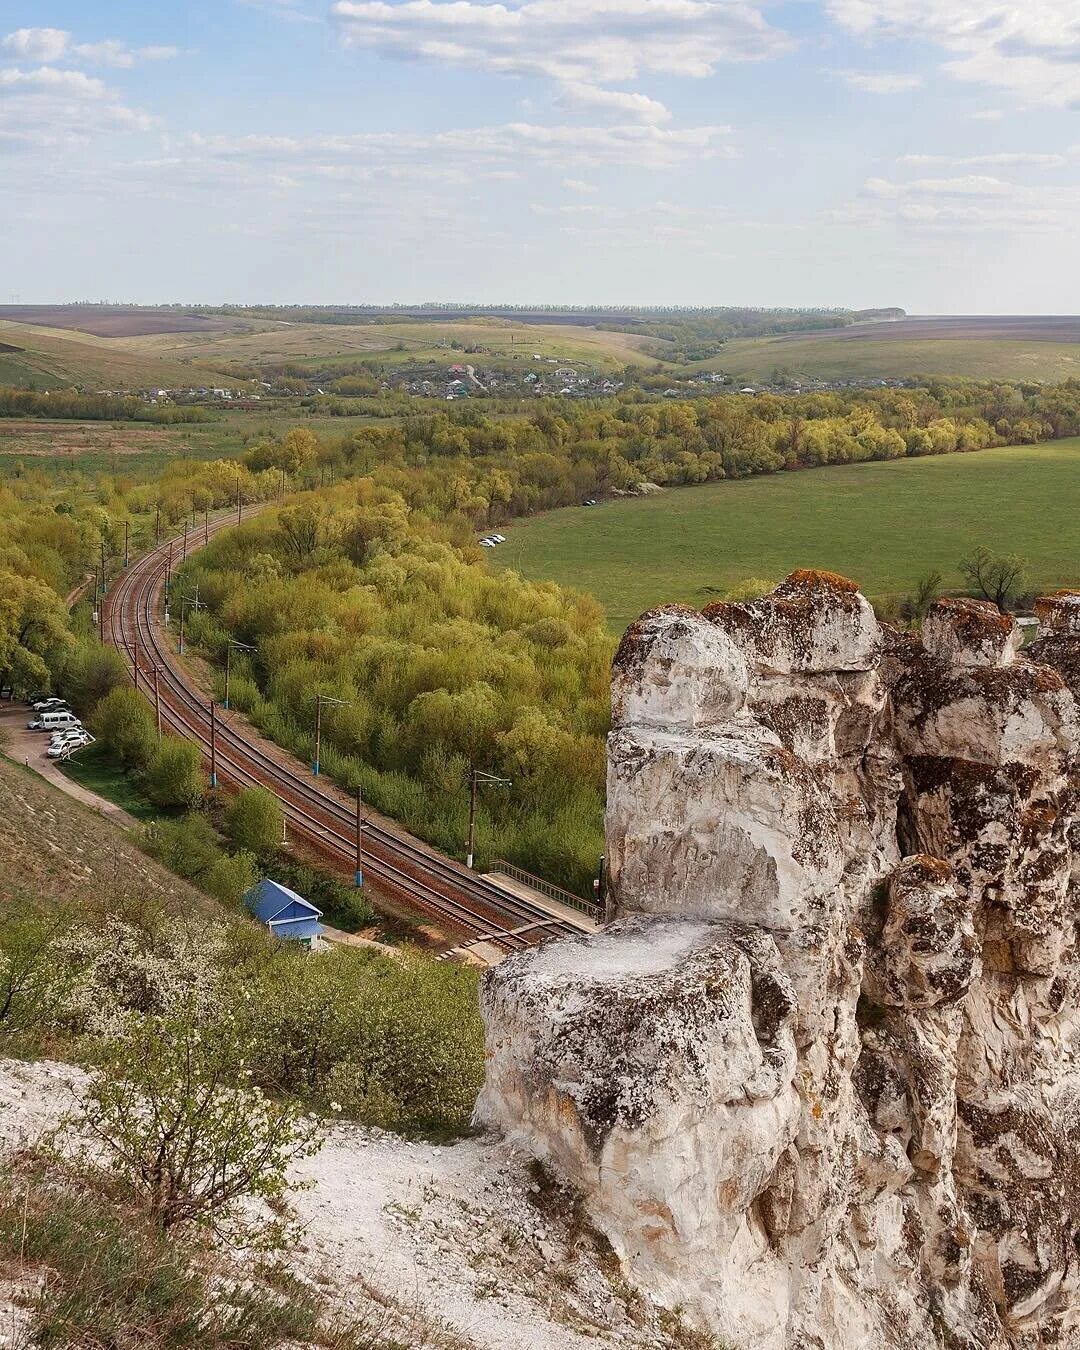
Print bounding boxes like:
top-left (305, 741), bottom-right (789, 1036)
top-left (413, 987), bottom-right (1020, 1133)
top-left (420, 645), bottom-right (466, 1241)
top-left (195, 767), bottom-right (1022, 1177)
top-left (0, 904), bottom-right (80, 1042)
top-left (75, 1004), bottom-right (322, 1240)
top-left (204, 849), bottom-right (259, 907)
top-left (91, 685), bottom-right (158, 770)
top-left (144, 736), bottom-right (204, 809)
top-left (238, 945), bottom-right (484, 1137)
top-left (225, 786), bottom-right (284, 860)
top-left (145, 812), bottom-right (223, 882)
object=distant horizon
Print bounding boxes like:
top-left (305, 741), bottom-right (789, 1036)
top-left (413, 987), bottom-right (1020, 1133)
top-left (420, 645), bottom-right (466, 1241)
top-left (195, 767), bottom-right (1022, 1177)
top-left (8, 303), bottom-right (1080, 321)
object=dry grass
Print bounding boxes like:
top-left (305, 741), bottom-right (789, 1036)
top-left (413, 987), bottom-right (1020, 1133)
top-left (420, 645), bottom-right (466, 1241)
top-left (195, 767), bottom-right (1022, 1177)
top-left (0, 753), bottom-right (213, 919)
top-left (0, 321), bottom-right (237, 390)
top-left (0, 1151), bottom-right (403, 1349)
top-left (710, 332), bottom-right (1080, 383)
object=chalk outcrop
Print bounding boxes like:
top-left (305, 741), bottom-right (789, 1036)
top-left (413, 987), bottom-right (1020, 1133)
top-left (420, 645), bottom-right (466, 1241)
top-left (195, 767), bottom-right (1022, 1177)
top-left (475, 573), bottom-right (1080, 1349)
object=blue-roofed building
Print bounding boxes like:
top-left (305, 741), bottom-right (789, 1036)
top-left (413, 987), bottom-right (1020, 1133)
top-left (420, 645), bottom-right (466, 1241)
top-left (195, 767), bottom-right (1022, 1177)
top-left (244, 879), bottom-right (323, 948)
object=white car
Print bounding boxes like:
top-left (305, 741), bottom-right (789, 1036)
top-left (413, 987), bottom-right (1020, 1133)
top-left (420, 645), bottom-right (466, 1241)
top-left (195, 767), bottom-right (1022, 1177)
top-left (32, 697), bottom-right (69, 712)
top-left (479, 538), bottom-right (497, 548)
top-left (49, 726), bottom-right (87, 746)
top-left (50, 727), bottom-right (85, 745)
top-left (490, 533), bottom-right (506, 543)
top-left (48, 732), bottom-right (92, 758)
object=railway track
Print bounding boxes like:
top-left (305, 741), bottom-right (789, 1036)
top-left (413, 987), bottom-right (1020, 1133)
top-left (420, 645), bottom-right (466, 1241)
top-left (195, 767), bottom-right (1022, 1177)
top-left (102, 512), bottom-right (592, 955)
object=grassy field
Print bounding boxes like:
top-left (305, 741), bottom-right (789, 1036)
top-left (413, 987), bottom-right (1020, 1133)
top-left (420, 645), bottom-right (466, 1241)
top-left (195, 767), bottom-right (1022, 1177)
top-left (709, 333), bottom-right (1080, 383)
top-left (123, 317), bottom-right (661, 371)
top-left (58, 743), bottom-right (161, 821)
top-left (0, 321), bottom-right (238, 390)
top-left (0, 411), bottom-right (372, 482)
top-left (495, 439), bottom-right (1080, 630)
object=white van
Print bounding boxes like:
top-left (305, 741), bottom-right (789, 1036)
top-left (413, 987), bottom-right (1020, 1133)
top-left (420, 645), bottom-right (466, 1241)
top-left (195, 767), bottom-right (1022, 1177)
top-left (28, 710), bottom-right (81, 732)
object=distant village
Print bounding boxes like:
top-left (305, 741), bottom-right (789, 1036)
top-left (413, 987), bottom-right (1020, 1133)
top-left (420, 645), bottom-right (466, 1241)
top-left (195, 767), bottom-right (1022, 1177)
top-left (95, 361), bottom-right (916, 409)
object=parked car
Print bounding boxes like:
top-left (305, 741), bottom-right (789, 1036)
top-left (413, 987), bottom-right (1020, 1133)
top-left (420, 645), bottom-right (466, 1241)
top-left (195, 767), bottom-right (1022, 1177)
top-left (50, 727), bottom-right (87, 747)
top-left (32, 697), bottom-right (69, 712)
top-left (47, 732), bottom-right (92, 758)
top-left (479, 538), bottom-right (497, 548)
top-left (28, 711), bottom-right (80, 732)
top-left (583, 498), bottom-right (598, 507)
top-left (490, 533), bottom-right (506, 543)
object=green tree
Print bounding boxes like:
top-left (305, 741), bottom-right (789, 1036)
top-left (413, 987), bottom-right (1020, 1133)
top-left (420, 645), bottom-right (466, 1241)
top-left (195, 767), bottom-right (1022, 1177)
top-left (91, 686), bottom-right (157, 770)
top-left (0, 572), bottom-right (71, 696)
top-left (224, 787), bottom-right (284, 860)
top-left (144, 737), bottom-right (204, 809)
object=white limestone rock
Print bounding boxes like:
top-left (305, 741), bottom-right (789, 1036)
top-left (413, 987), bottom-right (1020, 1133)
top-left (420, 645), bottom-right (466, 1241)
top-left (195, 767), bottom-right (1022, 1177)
top-left (474, 915), bottom-right (801, 1346)
top-left (611, 604), bottom-right (747, 730)
top-left (479, 575), bottom-right (1080, 1350)
top-left (706, 568), bottom-right (882, 675)
top-left (605, 722), bottom-right (844, 931)
top-left (922, 597), bottom-right (1022, 669)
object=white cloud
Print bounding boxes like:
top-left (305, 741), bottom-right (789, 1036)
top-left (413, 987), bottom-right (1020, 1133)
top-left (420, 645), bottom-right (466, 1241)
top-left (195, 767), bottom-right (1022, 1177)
top-left (898, 152), bottom-right (1066, 168)
top-left (2, 27), bottom-right (69, 62)
top-left (330, 0), bottom-right (792, 91)
top-left (0, 65), bottom-right (152, 152)
top-left (832, 197), bottom-right (1061, 231)
top-left (832, 68), bottom-right (921, 93)
top-left (189, 121), bottom-right (735, 169)
top-left (827, 0), bottom-right (1080, 107)
top-left (562, 177), bottom-right (598, 193)
top-left (1, 28), bottom-right (180, 69)
top-left (865, 174), bottom-right (1015, 198)
top-left (73, 40), bottom-right (180, 68)
top-left (555, 81), bottom-right (671, 124)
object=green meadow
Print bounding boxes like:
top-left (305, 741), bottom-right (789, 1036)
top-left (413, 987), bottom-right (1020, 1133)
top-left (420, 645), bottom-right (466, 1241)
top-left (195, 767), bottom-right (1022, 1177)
top-left (495, 439), bottom-right (1080, 630)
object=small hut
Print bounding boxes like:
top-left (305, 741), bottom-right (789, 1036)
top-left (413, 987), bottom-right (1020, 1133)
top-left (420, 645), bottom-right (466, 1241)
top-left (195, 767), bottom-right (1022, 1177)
top-left (244, 879), bottom-right (323, 949)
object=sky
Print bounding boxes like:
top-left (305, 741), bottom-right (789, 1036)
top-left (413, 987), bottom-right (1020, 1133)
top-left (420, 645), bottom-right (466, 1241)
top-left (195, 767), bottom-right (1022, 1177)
top-left (3, 0), bottom-right (1080, 311)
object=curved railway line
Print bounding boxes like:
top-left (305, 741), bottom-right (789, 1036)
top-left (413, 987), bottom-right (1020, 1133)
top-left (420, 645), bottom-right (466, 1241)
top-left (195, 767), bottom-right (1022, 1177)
top-left (102, 512), bottom-right (592, 955)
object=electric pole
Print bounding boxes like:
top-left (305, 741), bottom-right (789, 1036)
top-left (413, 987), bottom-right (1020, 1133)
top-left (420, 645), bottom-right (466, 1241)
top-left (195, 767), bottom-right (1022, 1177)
top-left (466, 767), bottom-right (511, 870)
top-left (209, 699), bottom-right (218, 789)
top-left (224, 639), bottom-right (256, 710)
top-left (312, 694), bottom-right (349, 776)
top-left (355, 785), bottom-right (364, 889)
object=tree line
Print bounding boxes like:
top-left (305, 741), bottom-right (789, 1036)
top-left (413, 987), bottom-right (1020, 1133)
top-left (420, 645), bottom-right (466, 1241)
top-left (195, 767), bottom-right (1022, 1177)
top-left (0, 387), bottom-right (209, 422)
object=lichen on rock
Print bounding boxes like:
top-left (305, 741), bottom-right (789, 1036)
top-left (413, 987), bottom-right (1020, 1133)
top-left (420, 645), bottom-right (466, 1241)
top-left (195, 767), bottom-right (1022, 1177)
top-left (477, 576), bottom-right (1080, 1349)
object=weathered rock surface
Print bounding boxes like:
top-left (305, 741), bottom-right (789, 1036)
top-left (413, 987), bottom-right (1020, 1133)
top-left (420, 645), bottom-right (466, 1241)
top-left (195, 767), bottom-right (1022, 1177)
top-left (476, 574), bottom-right (1080, 1349)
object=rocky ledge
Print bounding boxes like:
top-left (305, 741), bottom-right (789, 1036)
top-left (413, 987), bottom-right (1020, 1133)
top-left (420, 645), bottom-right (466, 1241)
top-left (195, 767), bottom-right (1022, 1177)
top-left (475, 578), bottom-right (1080, 1349)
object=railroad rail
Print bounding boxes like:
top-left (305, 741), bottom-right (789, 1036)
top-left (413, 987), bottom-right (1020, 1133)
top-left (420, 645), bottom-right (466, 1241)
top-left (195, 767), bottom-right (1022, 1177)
top-left (102, 511), bottom-right (592, 955)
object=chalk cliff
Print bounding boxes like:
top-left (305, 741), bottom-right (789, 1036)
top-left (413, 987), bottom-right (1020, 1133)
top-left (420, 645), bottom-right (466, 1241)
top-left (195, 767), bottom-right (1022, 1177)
top-left (475, 575), bottom-right (1080, 1348)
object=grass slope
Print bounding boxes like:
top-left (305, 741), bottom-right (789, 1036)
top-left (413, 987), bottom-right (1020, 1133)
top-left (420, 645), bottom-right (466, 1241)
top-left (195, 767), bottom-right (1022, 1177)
top-left (127, 317), bottom-right (661, 371)
top-left (710, 333), bottom-right (1080, 383)
top-left (0, 751), bottom-right (212, 915)
top-left (0, 322), bottom-right (238, 390)
top-left (496, 439), bottom-right (1080, 630)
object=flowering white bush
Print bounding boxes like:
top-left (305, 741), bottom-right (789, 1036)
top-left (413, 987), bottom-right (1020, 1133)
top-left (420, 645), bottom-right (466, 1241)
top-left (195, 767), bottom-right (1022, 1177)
top-left (74, 1003), bottom-right (323, 1244)
top-left (60, 916), bottom-right (232, 1036)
